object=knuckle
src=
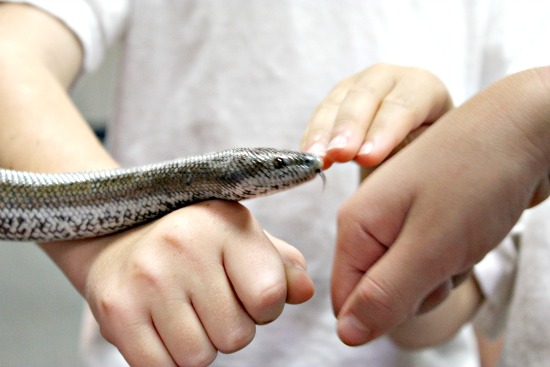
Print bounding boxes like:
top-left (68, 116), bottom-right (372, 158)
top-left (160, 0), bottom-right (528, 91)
top-left (93, 294), bottom-right (133, 345)
top-left (147, 213), bottom-right (206, 261)
top-left (410, 66), bottom-right (439, 81)
top-left (95, 290), bottom-right (126, 320)
top-left (347, 81), bottom-right (377, 96)
top-left (176, 350), bottom-right (217, 367)
top-left (217, 323), bottom-right (256, 353)
top-left (369, 62), bottom-right (393, 73)
top-left (260, 280), bottom-right (287, 308)
top-left (150, 212), bottom-right (192, 242)
top-left (251, 280), bottom-right (287, 323)
top-left (303, 126), bottom-right (331, 144)
top-left (381, 94), bottom-right (424, 123)
top-left (315, 99), bottom-right (340, 117)
top-left (410, 68), bottom-right (448, 96)
top-left (328, 77), bottom-right (355, 102)
top-left (344, 79), bottom-right (382, 104)
top-left (333, 117), bottom-right (359, 132)
top-left (361, 63), bottom-right (393, 78)
top-left (283, 245), bottom-right (307, 268)
top-left (219, 200), bottom-right (251, 219)
top-left (97, 323), bottom-right (116, 345)
top-left (128, 254), bottom-right (166, 289)
top-left (382, 92), bottom-right (415, 111)
top-left (315, 77), bottom-right (355, 113)
top-left (198, 200), bottom-right (253, 225)
top-left (356, 276), bottom-right (406, 326)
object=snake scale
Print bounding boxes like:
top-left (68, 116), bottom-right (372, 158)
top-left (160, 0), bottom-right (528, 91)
top-left (0, 148), bottom-right (323, 242)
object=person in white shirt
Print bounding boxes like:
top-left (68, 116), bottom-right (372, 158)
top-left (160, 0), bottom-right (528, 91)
top-left (1, 1), bottom-right (548, 366)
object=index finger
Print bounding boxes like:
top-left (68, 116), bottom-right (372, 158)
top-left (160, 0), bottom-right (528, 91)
top-left (301, 75), bottom-right (356, 169)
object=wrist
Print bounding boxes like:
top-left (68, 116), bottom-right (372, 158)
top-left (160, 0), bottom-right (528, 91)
top-left (453, 67), bottom-right (550, 193)
top-left (39, 237), bottom-right (109, 295)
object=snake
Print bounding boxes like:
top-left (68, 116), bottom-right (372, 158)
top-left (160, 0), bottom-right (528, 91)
top-left (0, 147), bottom-right (323, 242)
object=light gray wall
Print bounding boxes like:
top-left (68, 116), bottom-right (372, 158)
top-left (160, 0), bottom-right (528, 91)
top-left (72, 44), bottom-right (121, 129)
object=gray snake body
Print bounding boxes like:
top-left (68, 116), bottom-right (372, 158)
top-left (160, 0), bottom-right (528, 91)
top-left (0, 148), bottom-right (323, 242)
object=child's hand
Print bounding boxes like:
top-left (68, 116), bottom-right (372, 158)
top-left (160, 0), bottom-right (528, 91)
top-left (301, 64), bottom-right (453, 169)
top-left (46, 201), bottom-right (314, 367)
top-left (330, 68), bottom-right (550, 346)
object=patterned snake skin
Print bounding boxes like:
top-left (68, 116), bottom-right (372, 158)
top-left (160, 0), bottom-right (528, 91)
top-left (0, 148), bottom-right (323, 242)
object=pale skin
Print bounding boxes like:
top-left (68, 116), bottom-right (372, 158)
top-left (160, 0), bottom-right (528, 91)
top-left (0, 3), bottom-right (526, 365)
top-left (304, 64), bottom-right (550, 346)
top-left (302, 63), bottom-right (453, 169)
top-left (0, 4), bottom-right (314, 367)
top-left (302, 63), bottom-right (485, 348)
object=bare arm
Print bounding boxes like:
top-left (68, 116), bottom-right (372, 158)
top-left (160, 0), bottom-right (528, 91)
top-left (332, 67), bottom-right (550, 346)
top-left (0, 4), bottom-right (116, 170)
top-left (0, 3), bottom-right (118, 290)
top-left (0, 5), bottom-right (314, 366)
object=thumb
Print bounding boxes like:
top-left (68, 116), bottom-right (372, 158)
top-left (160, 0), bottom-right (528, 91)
top-left (335, 220), bottom-right (460, 346)
top-left (265, 231), bottom-right (315, 305)
top-left (330, 128), bottom-right (470, 346)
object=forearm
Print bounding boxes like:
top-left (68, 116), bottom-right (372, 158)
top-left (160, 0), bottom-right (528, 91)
top-left (0, 4), bottom-right (118, 293)
top-left (390, 69), bottom-right (550, 348)
top-left (0, 3), bottom-right (116, 171)
top-left (455, 67), bottom-right (550, 184)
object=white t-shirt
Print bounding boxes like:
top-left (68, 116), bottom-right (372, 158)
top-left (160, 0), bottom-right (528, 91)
top-left (8, 1), bottom-right (550, 366)
top-left (499, 199), bottom-right (550, 366)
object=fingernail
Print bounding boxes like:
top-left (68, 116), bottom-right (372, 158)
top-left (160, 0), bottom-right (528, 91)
top-left (307, 142), bottom-right (327, 156)
top-left (328, 135), bottom-right (348, 150)
top-left (338, 314), bottom-right (371, 345)
top-left (359, 141), bottom-right (374, 156)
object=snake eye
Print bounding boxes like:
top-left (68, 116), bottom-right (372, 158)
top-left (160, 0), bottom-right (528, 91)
top-left (273, 157), bottom-right (286, 169)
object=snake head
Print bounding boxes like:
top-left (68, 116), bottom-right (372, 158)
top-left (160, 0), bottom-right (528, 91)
top-left (220, 147), bottom-right (323, 200)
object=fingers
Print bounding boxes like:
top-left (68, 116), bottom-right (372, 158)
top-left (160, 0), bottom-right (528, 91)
top-left (331, 174), bottom-right (469, 346)
top-left (330, 208), bottom-right (390, 316)
top-left (88, 230), bottom-right (222, 367)
top-left (329, 68), bottom-right (550, 347)
top-left (97, 307), bottom-right (180, 367)
top-left (330, 169), bottom-right (451, 346)
top-left (351, 67), bottom-right (452, 166)
top-left (301, 75), bottom-right (357, 169)
top-left (330, 175), bottom-right (411, 345)
top-left (222, 217), bottom-right (288, 325)
top-left (151, 302), bottom-right (218, 366)
top-left (86, 201), bottom-right (311, 366)
top-left (265, 231), bottom-right (315, 304)
top-left (322, 67), bottom-right (397, 163)
top-left (184, 265), bottom-right (257, 354)
top-left (302, 64), bottom-right (452, 168)
top-left (335, 240), bottom-right (456, 346)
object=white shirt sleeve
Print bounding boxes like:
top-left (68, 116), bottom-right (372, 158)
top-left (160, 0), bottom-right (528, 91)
top-left (472, 235), bottom-right (518, 338)
top-left (501, 0), bottom-right (550, 74)
top-left (4, 0), bottom-right (130, 73)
